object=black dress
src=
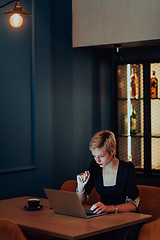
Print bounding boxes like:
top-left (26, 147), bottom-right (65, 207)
top-left (85, 159), bottom-right (141, 240)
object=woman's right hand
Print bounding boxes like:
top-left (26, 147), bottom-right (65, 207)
top-left (76, 170), bottom-right (90, 192)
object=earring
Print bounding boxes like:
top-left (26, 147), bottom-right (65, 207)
top-left (112, 154), bottom-right (114, 159)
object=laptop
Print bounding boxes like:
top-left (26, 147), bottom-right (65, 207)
top-left (44, 188), bottom-right (106, 219)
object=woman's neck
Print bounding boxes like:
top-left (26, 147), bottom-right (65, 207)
top-left (102, 158), bottom-right (119, 186)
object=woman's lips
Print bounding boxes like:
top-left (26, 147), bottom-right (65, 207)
top-left (98, 163), bottom-right (103, 166)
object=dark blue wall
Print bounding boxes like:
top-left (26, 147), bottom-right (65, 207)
top-left (50, 0), bottom-right (113, 189)
top-left (0, 0), bottom-right (53, 199)
top-left (0, 0), bottom-right (113, 200)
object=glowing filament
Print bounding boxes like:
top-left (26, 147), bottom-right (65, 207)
top-left (9, 14), bottom-right (23, 28)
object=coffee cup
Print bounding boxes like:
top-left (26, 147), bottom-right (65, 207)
top-left (27, 198), bottom-right (40, 209)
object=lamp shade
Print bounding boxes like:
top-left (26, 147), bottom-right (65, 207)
top-left (3, 1), bottom-right (31, 16)
top-left (3, 9), bottom-right (31, 16)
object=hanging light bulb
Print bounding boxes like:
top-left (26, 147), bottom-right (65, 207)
top-left (0, 0), bottom-right (31, 28)
top-left (9, 13), bottom-right (23, 28)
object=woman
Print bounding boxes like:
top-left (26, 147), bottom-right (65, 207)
top-left (77, 130), bottom-right (141, 240)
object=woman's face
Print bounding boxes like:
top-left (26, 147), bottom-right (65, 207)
top-left (91, 147), bottom-right (113, 168)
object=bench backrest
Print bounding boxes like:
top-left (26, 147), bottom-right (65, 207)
top-left (60, 180), bottom-right (100, 205)
top-left (138, 185), bottom-right (160, 222)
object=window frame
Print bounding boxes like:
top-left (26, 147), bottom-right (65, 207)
top-left (114, 59), bottom-right (160, 178)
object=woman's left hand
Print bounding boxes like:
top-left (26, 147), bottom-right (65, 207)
top-left (90, 202), bottom-right (109, 214)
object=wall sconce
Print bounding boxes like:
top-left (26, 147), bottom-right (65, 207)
top-left (0, 0), bottom-right (31, 28)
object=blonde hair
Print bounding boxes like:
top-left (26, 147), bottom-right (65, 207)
top-left (89, 130), bottom-right (116, 153)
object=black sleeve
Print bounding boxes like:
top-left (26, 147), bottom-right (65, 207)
top-left (125, 162), bottom-right (139, 201)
